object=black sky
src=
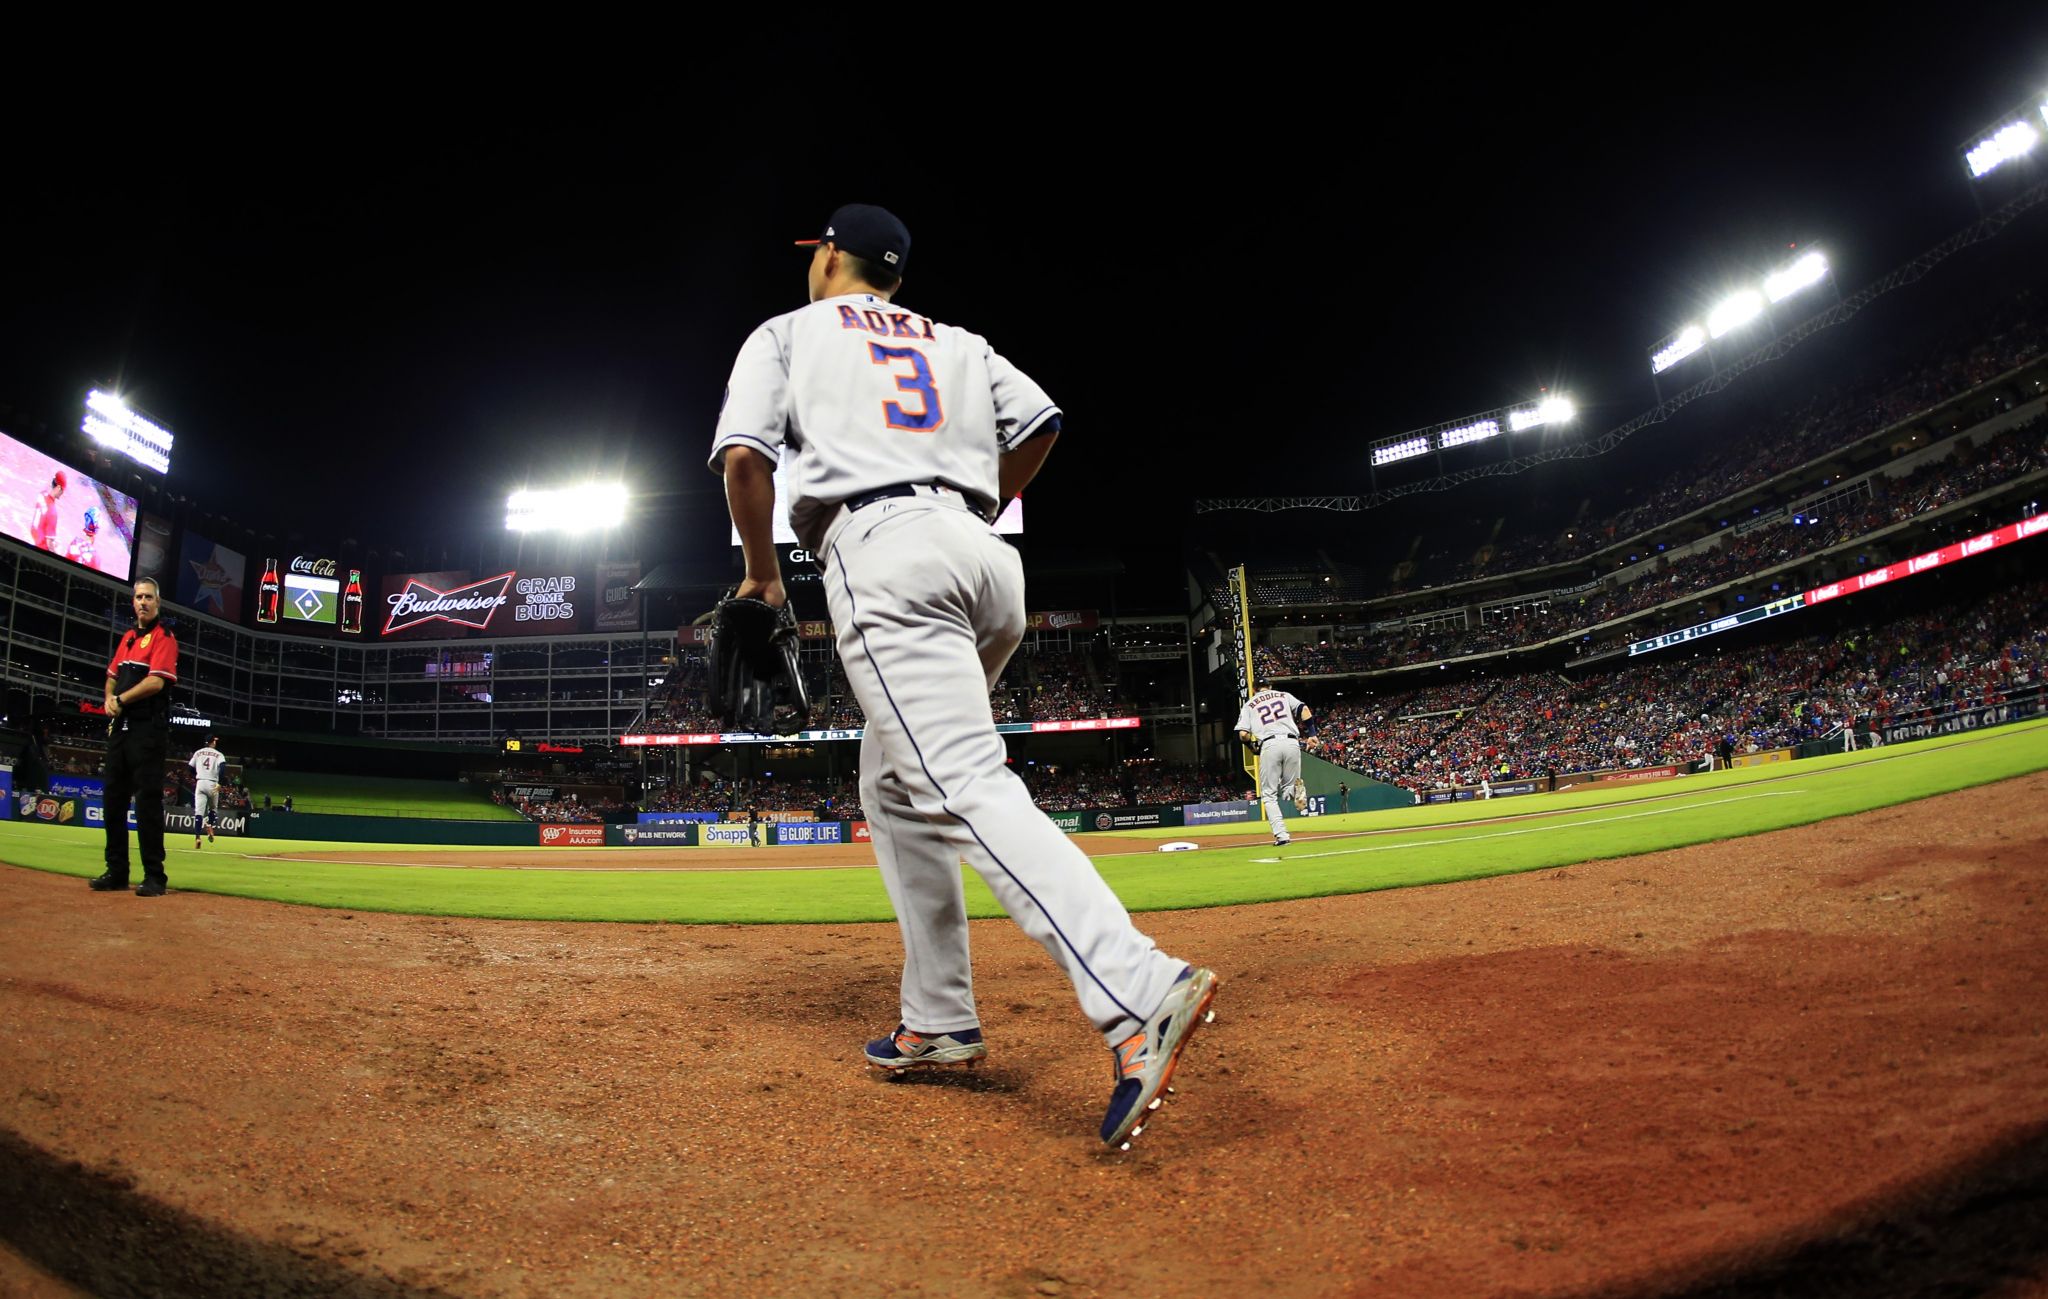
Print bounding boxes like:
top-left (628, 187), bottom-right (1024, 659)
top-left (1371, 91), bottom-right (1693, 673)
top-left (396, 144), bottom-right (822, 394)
top-left (3, 17), bottom-right (2044, 605)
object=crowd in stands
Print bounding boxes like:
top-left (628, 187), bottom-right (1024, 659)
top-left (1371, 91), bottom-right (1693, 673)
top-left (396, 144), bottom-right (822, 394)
top-left (1247, 292), bottom-right (2046, 606)
top-left (506, 791), bottom-right (632, 824)
top-left (640, 773), bottom-right (866, 821)
top-left (629, 638), bottom-right (1126, 735)
top-left (1303, 574), bottom-right (2047, 791)
top-left (1252, 414), bottom-right (2047, 677)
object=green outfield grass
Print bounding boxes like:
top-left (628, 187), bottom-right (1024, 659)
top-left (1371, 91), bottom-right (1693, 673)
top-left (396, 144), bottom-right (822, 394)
top-left (238, 770), bottom-right (526, 821)
top-left (6, 719), bottom-right (2045, 924)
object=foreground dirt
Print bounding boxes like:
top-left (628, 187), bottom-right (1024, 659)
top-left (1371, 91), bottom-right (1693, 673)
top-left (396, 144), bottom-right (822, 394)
top-left (3, 775), bottom-right (2046, 1299)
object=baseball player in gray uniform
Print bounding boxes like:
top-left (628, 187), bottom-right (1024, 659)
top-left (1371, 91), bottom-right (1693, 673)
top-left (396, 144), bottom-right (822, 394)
top-left (709, 204), bottom-right (1217, 1148)
top-left (1237, 686), bottom-right (1311, 846)
top-left (189, 734), bottom-right (226, 847)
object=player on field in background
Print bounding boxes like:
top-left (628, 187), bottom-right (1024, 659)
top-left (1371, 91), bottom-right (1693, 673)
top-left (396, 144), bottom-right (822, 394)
top-left (1237, 684), bottom-right (1311, 846)
top-left (189, 734), bottom-right (226, 847)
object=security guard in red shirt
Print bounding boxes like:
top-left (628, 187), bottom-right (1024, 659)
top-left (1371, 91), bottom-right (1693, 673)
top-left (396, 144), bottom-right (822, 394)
top-left (90, 577), bottom-right (180, 897)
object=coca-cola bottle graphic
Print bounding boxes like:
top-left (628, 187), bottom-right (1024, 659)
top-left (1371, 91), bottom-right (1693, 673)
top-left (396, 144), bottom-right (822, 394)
top-left (341, 568), bottom-right (364, 634)
top-left (258, 557), bottom-right (282, 624)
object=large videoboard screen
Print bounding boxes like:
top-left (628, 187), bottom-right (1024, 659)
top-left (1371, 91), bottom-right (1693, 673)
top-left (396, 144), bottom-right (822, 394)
top-left (0, 428), bottom-right (139, 579)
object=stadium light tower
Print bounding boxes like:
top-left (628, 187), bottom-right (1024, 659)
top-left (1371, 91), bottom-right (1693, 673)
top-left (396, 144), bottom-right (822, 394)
top-left (1647, 243), bottom-right (1833, 401)
top-left (506, 484), bottom-right (628, 532)
top-left (1960, 90), bottom-right (2048, 212)
top-left (80, 389), bottom-right (174, 473)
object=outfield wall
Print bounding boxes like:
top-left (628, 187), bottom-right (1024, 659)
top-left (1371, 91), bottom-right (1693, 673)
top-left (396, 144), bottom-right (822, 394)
top-left (241, 811), bottom-right (539, 846)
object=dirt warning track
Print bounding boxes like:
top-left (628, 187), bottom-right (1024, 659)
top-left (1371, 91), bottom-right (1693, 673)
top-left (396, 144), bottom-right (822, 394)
top-left (4, 774), bottom-right (2046, 1298)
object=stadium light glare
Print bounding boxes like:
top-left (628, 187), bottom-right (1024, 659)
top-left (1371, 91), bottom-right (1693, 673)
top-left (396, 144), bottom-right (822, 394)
top-left (506, 483), bottom-right (628, 532)
top-left (1707, 289), bottom-right (1765, 339)
top-left (80, 388), bottom-right (174, 473)
top-left (1764, 250), bottom-right (1829, 303)
top-left (1651, 326), bottom-right (1705, 374)
top-left (1966, 119), bottom-right (2040, 178)
top-left (1438, 419), bottom-right (1500, 449)
top-left (1510, 396), bottom-right (1575, 432)
top-left (1370, 435), bottom-right (1431, 467)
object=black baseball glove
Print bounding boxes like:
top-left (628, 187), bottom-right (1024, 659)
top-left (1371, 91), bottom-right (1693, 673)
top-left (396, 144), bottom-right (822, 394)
top-left (706, 592), bottom-right (811, 736)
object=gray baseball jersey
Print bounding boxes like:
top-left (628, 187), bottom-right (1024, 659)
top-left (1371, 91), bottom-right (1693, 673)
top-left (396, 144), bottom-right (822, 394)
top-left (709, 293), bottom-right (1060, 551)
top-left (1235, 689), bottom-right (1306, 741)
top-left (189, 746), bottom-right (225, 788)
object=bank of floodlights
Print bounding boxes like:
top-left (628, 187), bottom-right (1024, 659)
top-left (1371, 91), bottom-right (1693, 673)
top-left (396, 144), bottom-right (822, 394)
top-left (1962, 93), bottom-right (2048, 179)
top-left (1368, 394), bottom-right (1577, 472)
top-left (1508, 396), bottom-right (1575, 432)
top-left (80, 389), bottom-right (174, 473)
top-left (506, 483), bottom-right (628, 532)
top-left (1649, 247), bottom-right (1832, 376)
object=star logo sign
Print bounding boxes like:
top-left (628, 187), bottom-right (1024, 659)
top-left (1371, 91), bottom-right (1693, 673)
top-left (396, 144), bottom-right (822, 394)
top-left (186, 549), bottom-right (235, 615)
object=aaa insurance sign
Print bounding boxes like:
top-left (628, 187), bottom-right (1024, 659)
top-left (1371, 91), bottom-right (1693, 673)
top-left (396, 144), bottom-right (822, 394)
top-left (381, 569), bottom-right (589, 638)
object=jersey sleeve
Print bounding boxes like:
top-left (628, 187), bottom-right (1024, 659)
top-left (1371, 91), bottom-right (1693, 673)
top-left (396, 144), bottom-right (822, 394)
top-left (1233, 702), bottom-right (1255, 732)
top-left (987, 346), bottom-right (1061, 452)
top-left (708, 325), bottom-right (790, 473)
top-left (146, 631), bottom-right (178, 682)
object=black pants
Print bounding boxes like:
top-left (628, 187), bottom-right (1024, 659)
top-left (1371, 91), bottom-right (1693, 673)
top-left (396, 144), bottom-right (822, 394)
top-left (103, 725), bottom-right (168, 882)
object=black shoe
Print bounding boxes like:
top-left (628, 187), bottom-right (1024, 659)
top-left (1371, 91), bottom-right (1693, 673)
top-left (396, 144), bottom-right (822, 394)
top-left (135, 879), bottom-right (167, 898)
top-left (89, 872), bottom-right (131, 892)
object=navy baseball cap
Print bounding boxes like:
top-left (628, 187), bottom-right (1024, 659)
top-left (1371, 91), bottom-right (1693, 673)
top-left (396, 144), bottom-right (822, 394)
top-left (795, 203), bottom-right (910, 274)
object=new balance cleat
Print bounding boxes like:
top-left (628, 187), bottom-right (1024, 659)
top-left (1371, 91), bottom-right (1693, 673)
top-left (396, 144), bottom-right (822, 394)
top-left (864, 1023), bottom-right (986, 1071)
top-left (1102, 966), bottom-right (1219, 1148)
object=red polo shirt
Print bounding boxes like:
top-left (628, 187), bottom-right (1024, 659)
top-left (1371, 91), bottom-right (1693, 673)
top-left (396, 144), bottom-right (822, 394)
top-left (108, 623), bottom-right (179, 707)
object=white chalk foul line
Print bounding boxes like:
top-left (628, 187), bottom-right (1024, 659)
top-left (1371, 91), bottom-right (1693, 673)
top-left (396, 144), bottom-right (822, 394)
top-left (1248, 789), bottom-right (1807, 863)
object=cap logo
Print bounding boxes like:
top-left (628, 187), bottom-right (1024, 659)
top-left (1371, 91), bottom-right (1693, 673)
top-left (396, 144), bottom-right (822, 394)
top-left (884, 251), bottom-right (899, 264)
top-left (824, 226), bottom-right (835, 236)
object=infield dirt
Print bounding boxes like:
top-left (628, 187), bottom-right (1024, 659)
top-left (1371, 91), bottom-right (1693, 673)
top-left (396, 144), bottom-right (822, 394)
top-left (3, 773), bottom-right (2046, 1297)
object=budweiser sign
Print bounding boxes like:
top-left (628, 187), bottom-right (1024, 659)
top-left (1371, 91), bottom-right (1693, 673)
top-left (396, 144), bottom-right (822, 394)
top-left (384, 571), bottom-right (515, 635)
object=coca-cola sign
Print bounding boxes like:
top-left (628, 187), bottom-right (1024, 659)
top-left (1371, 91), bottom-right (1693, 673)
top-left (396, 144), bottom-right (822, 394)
top-left (291, 556), bottom-right (338, 578)
top-left (384, 571), bottom-right (515, 635)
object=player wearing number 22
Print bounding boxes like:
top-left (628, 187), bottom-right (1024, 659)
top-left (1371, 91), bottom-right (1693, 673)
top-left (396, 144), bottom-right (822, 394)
top-left (710, 204), bottom-right (1216, 1148)
top-left (1237, 686), bottom-right (1312, 847)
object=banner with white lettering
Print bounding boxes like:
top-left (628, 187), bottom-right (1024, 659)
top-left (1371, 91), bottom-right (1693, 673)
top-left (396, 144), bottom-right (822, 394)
top-left (381, 568), bottom-right (593, 639)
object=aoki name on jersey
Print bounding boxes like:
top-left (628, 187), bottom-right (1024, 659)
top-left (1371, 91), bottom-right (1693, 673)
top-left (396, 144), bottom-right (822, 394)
top-left (836, 305), bottom-right (935, 340)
